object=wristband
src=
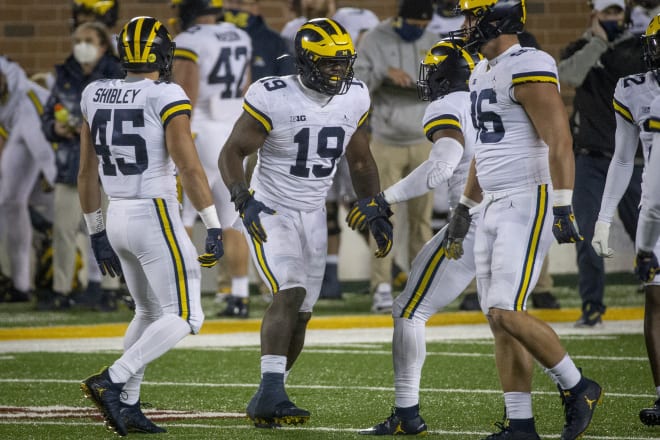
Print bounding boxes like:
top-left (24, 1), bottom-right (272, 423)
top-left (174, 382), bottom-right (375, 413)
top-left (83, 208), bottom-right (105, 235)
top-left (198, 205), bottom-right (221, 229)
top-left (459, 195), bottom-right (479, 209)
top-left (553, 189), bottom-right (573, 206)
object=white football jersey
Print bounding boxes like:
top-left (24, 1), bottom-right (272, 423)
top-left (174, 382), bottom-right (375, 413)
top-left (469, 44), bottom-right (557, 192)
top-left (245, 75), bottom-right (371, 211)
top-left (613, 70), bottom-right (659, 164)
top-left (0, 56), bottom-right (47, 131)
top-left (80, 78), bottom-right (192, 200)
top-left (422, 90), bottom-right (475, 205)
top-left (174, 22), bottom-right (252, 122)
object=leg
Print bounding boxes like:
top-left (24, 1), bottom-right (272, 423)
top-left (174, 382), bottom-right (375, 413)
top-left (52, 183), bottom-right (83, 297)
top-left (572, 154), bottom-right (608, 325)
top-left (319, 200), bottom-right (342, 299)
top-left (640, 284), bottom-right (660, 425)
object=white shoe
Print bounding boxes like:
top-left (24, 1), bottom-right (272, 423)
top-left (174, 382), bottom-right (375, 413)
top-left (371, 283), bottom-right (393, 313)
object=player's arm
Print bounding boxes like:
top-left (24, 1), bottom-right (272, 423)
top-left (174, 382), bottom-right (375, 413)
top-left (166, 114), bottom-right (213, 211)
top-left (382, 128), bottom-right (464, 204)
top-left (444, 157), bottom-right (482, 259)
top-left (515, 81), bottom-right (582, 244)
top-left (344, 124), bottom-right (393, 258)
top-left (593, 110), bottom-right (639, 257)
top-left (166, 113), bottom-right (224, 266)
top-left (78, 118), bottom-right (122, 277)
top-left (78, 118), bottom-right (102, 214)
top-left (635, 131), bottom-right (660, 282)
top-left (218, 110), bottom-right (274, 243)
top-left (172, 58), bottom-right (199, 108)
top-left (345, 124), bottom-right (381, 199)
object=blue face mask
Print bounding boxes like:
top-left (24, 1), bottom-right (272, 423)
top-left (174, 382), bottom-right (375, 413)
top-left (394, 19), bottom-right (426, 42)
top-left (599, 20), bottom-right (624, 41)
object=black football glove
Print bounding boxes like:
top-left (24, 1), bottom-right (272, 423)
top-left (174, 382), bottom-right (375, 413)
top-left (369, 216), bottom-right (393, 258)
top-left (552, 205), bottom-right (583, 244)
top-left (444, 203), bottom-right (471, 260)
top-left (198, 228), bottom-right (224, 268)
top-left (90, 230), bottom-right (122, 277)
top-left (346, 192), bottom-right (392, 232)
top-left (230, 183), bottom-right (275, 244)
top-left (635, 250), bottom-right (659, 283)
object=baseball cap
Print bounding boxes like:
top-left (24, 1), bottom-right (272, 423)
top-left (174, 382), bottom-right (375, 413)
top-left (592, 0), bottom-right (625, 12)
top-left (398, 0), bottom-right (434, 20)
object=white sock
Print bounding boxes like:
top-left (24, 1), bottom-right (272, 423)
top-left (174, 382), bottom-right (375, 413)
top-left (655, 386), bottom-right (660, 399)
top-left (232, 276), bottom-right (249, 298)
top-left (120, 367), bottom-right (144, 406)
top-left (261, 354), bottom-right (286, 375)
top-left (284, 369), bottom-right (290, 384)
top-left (326, 254), bottom-right (339, 264)
top-left (393, 317), bottom-right (425, 409)
top-left (549, 354), bottom-right (581, 390)
top-left (504, 392), bottom-right (533, 419)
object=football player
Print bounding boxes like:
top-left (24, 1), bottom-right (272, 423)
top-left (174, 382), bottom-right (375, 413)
top-left (449, 1), bottom-right (602, 439)
top-left (79, 17), bottom-right (223, 436)
top-left (593, 13), bottom-right (660, 425)
top-left (0, 57), bottom-right (56, 302)
top-left (218, 18), bottom-right (392, 427)
top-left (353, 38), bottom-right (482, 435)
top-left (71, 0), bottom-right (119, 30)
top-left (171, 0), bottom-right (254, 318)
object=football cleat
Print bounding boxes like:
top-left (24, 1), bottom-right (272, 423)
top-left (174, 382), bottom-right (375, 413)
top-left (640, 398), bottom-right (660, 425)
top-left (81, 367), bottom-right (127, 436)
top-left (120, 401), bottom-right (166, 433)
top-left (217, 295), bottom-right (249, 318)
top-left (482, 422), bottom-right (540, 440)
top-left (246, 385), bottom-right (310, 427)
top-left (358, 412), bottom-right (428, 436)
top-left (559, 376), bottom-right (603, 440)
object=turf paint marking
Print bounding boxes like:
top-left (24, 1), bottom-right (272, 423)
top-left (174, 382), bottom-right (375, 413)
top-left (0, 405), bottom-right (244, 421)
top-left (0, 378), bottom-right (653, 400)
top-left (0, 419), bottom-right (652, 439)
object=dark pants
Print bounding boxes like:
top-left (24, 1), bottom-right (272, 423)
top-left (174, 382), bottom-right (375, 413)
top-left (572, 153), bottom-right (642, 312)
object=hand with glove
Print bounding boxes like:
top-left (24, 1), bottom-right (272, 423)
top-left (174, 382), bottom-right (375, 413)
top-left (552, 205), bottom-right (583, 244)
top-left (198, 228), bottom-right (224, 267)
top-left (635, 250), bottom-right (659, 283)
top-left (369, 216), bottom-right (394, 258)
top-left (90, 230), bottom-right (122, 277)
top-left (346, 192), bottom-right (393, 231)
top-left (591, 220), bottom-right (613, 257)
top-left (230, 182), bottom-right (275, 244)
top-left (444, 202), bottom-right (471, 259)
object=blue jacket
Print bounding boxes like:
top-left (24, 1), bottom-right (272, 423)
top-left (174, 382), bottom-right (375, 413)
top-left (41, 53), bottom-right (123, 185)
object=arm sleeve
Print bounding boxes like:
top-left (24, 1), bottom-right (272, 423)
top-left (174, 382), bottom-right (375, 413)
top-left (383, 136), bottom-right (463, 204)
top-left (597, 113), bottom-right (639, 224)
top-left (558, 36), bottom-right (609, 87)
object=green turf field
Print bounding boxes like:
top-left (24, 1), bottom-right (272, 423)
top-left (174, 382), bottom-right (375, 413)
top-left (0, 274), bottom-right (657, 439)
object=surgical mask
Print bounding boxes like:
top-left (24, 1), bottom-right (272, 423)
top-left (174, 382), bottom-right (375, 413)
top-left (599, 20), bottom-right (624, 42)
top-left (73, 42), bottom-right (100, 64)
top-left (394, 19), bottom-right (426, 42)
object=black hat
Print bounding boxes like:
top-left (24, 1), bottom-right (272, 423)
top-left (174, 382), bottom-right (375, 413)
top-left (398, 0), bottom-right (434, 20)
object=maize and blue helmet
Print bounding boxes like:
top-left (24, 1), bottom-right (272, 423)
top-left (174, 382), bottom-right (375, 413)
top-left (456, 0), bottom-right (526, 47)
top-left (417, 38), bottom-right (483, 101)
top-left (294, 18), bottom-right (357, 96)
top-left (171, 0), bottom-right (224, 31)
top-left (117, 17), bottom-right (175, 79)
